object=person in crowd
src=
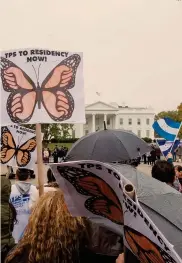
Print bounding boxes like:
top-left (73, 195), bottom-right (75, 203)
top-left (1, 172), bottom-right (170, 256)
top-left (173, 147), bottom-right (177, 162)
top-left (142, 154), bottom-right (147, 164)
top-left (166, 152), bottom-right (173, 164)
top-left (1, 176), bottom-right (17, 262)
top-left (176, 145), bottom-right (182, 162)
top-left (116, 253), bottom-right (124, 263)
top-left (5, 190), bottom-right (89, 263)
top-left (6, 166), bottom-right (15, 179)
top-left (146, 151), bottom-right (151, 165)
top-left (150, 148), bottom-right (156, 166)
top-left (53, 145), bottom-right (59, 163)
top-left (10, 169), bottom-right (39, 243)
top-left (175, 165), bottom-right (182, 188)
top-left (43, 148), bottom-right (49, 163)
top-left (155, 147), bottom-right (161, 160)
top-left (42, 168), bottom-right (59, 193)
top-left (151, 160), bottom-right (181, 191)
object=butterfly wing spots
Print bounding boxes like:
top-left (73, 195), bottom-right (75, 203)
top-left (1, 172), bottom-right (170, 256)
top-left (0, 148), bottom-right (15, 164)
top-left (16, 150), bottom-right (31, 167)
top-left (42, 89), bottom-right (74, 121)
top-left (20, 137), bottom-right (36, 152)
top-left (42, 54), bottom-right (81, 90)
top-left (1, 127), bottom-right (16, 148)
top-left (85, 197), bottom-right (123, 224)
top-left (43, 65), bottom-right (73, 89)
top-left (7, 91), bottom-right (36, 123)
top-left (0, 57), bottom-right (36, 91)
top-left (124, 227), bottom-right (166, 263)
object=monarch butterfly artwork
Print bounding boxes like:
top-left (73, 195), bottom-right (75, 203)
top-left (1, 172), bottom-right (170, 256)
top-left (124, 226), bottom-right (177, 263)
top-left (0, 53), bottom-right (81, 124)
top-left (57, 166), bottom-right (124, 225)
top-left (0, 126), bottom-right (36, 167)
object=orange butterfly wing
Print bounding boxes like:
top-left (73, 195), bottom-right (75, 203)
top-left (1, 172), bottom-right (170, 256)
top-left (57, 166), bottom-right (123, 225)
top-left (41, 54), bottom-right (81, 121)
top-left (0, 57), bottom-right (37, 123)
top-left (124, 226), bottom-right (176, 263)
top-left (16, 137), bottom-right (36, 167)
top-left (0, 127), bottom-right (16, 164)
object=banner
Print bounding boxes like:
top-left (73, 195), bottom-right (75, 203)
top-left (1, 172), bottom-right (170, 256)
top-left (0, 125), bottom-right (38, 169)
top-left (0, 48), bottom-right (85, 125)
top-left (50, 161), bottom-right (182, 263)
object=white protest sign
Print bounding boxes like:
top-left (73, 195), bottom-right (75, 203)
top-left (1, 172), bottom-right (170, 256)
top-left (50, 161), bottom-right (182, 263)
top-left (0, 125), bottom-right (37, 169)
top-left (0, 48), bottom-right (85, 125)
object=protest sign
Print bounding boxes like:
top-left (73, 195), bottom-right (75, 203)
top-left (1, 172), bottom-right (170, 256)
top-left (0, 125), bottom-right (37, 169)
top-left (50, 161), bottom-right (182, 263)
top-left (0, 48), bottom-right (84, 125)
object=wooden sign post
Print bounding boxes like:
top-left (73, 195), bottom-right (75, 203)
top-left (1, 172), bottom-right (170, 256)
top-left (36, 123), bottom-right (44, 196)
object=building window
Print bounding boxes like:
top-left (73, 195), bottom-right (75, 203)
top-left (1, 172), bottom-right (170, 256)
top-left (85, 130), bottom-right (89, 135)
top-left (137, 118), bottom-right (141, 125)
top-left (146, 130), bottom-right (150, 138)
top-left (128, 118), bottom-right (132, 125)
top-left (120, 118), bottom-right (123, 125)
top-left (146, 118), bottom-right (150, 125)
top-left (107, 118), bottom-right (110, 125)
top-left (137, 130), bottom-right (141, 138)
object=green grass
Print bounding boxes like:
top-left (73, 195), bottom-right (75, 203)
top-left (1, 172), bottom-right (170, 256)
top-left (46, 143), bottom-right (73, 151)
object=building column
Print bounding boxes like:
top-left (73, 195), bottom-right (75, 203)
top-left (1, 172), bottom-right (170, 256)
top-left (92, 114), bottom-right (96, 132)
top-left (104, 114), bottom-right (107, 124)
top-left (114, 114), bottom-right (118, 129)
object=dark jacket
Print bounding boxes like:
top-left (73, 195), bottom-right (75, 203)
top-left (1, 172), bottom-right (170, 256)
top-left (1, 177), bottom-right (15, 262)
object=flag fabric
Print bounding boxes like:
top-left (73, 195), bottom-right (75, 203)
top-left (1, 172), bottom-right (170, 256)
top-left (153, 118), bottom-right (181, 141)
top-left (156, 139), bottom-right (180, 158)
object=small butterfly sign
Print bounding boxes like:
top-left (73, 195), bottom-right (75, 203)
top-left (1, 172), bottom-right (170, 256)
top-left (0, 48), bottom-right (85, 126)
top-left (0, 125), bottom-right (39, 169)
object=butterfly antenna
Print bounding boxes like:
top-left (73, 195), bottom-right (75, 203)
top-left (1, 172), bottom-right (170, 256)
top-left (32, 65), bottom-right (39, 84)
top-left (37, 64), bottom-right (41, 83)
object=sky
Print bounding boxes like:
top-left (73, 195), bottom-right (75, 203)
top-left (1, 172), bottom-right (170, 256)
top-left (0, 0), bottom-right (181, 113)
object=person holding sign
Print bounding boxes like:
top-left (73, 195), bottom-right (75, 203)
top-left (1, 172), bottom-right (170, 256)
top-left (10, 169), bottom-right (39, 243)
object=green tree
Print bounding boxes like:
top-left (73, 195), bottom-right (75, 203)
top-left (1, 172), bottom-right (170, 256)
top-left (24, 123), bottom-right (74, 140)
top-left (155, 103), bottom-right (182, 139)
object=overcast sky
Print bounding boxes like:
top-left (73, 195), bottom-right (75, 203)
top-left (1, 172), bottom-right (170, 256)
top-left (1, 0), bottom-right (181, 113)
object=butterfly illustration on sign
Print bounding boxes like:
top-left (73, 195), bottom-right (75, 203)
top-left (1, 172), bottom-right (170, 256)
top-left (0, 126), bottom-right (36, 167)
top-left (124, 225), bottom-right (177, 263)
top-left (57, 166), bottom-right (124, 224)
top-left (0, 54), bottom-right (81, 123)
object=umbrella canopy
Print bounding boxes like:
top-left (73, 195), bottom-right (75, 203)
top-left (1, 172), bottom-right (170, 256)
top-left (110, 164), bottom-right (182, 257)
top-left (66, 129), bottom-right (150, 162)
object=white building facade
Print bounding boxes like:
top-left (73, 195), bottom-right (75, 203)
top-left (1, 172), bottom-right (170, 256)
top-left (74, 101), bottom-right (155, 139)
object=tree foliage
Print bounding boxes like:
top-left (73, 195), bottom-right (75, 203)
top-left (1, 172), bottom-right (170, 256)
top-left (155, 103), bottom-right (182, 139)
top-left (24, 123), bottom-right (74, 140)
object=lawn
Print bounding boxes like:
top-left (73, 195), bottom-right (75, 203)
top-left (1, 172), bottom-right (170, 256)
top-left (47, 143), bottom-right (73, 151)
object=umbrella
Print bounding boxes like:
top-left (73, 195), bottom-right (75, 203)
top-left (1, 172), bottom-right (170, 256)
top-left (66, 129), bottom-right (150, 163)
top-left (109, 163), bottom-right (182, 258)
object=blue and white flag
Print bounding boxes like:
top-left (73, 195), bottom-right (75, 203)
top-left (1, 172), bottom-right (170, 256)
top-left (156, 139), bottom-right (180, 157)
top-left (153, 118), bottom-right (181, 141)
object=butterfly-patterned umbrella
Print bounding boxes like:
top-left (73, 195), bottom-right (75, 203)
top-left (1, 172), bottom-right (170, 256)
top-left (110, 164), bottom-right (182, 258)
top-left (65, 129), bottom-right (151, 163)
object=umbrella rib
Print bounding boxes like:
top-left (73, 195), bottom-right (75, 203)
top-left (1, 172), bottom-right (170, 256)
top-left (89, 132), bottom-right (100, 159)
top-left (110, 131), bottom-right (131, 161)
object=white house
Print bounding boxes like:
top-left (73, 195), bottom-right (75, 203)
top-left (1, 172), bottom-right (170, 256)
top-left (74, 101), bottom-right (155, 139)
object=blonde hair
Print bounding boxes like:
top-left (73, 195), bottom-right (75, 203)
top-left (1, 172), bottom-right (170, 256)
top-left (6, 190), bottom-right (87, 263)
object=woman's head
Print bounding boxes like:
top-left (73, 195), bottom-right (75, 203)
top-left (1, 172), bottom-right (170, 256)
top-left (175, 165), bottom-right (182, 177)
top-left (6, 190), bottom-right (87, 263)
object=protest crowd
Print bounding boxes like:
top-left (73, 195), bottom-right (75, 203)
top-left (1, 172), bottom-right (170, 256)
top-left (0, 47), bottom-right (182, 263)
top-left (1, 135), bottom-right (182, 262)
